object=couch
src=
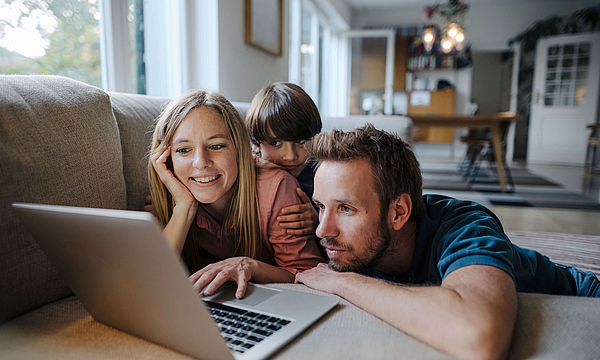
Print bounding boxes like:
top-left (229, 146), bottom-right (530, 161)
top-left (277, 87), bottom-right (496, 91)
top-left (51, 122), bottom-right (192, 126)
top-left (1, 75), bottom-right (599, 359)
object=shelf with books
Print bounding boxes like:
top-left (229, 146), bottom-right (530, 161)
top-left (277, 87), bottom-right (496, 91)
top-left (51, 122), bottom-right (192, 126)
top-left (407, 53), bottom-right (456, 71)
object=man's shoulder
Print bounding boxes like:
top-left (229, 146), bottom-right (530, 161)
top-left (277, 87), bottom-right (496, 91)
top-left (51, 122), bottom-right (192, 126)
top-left (418, 195), bottom-right (513, 282)
top-left (418, 194), bottom-right (504, 246)
top-left (422, 194), bottom-right (495, 221)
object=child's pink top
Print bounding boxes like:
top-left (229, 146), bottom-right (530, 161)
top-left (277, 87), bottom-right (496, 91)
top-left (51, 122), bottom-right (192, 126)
top-left (192, 168), bottom-right (323, 275)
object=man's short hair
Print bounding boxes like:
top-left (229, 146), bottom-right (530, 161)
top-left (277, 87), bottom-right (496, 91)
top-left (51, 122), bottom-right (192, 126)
top-left (246, 82), bottom-right (322, 145)
top-left (311, 124), bottom-right (426, 221)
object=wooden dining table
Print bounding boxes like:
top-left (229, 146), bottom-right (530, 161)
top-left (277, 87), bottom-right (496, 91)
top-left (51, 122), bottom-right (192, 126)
top-left (408, 112), bottom-right (524, 193)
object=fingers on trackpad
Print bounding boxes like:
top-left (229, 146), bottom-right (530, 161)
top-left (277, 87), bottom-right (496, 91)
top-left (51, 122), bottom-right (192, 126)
top-left (202, 282), bottom-right (280, 306)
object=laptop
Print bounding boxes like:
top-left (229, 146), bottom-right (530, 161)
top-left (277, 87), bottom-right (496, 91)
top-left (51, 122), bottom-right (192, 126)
top-left (12, 203), bottom-right (338, 360)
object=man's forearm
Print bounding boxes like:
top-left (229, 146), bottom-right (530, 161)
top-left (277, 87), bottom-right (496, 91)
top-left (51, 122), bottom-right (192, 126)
top-left (331, 270), bottom-right (516, 360)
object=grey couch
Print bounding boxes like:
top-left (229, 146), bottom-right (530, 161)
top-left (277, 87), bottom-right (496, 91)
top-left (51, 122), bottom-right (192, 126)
top-left (1, 75), bottom-right (599, 360)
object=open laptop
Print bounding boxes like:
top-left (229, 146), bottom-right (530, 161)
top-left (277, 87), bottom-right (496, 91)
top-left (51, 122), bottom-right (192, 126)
top-left (12, 203), bottom-right (338, 360)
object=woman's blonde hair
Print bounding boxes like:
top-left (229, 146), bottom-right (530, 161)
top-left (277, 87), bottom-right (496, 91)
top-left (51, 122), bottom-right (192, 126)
top-left (148, 90), bottom-right (261, 258)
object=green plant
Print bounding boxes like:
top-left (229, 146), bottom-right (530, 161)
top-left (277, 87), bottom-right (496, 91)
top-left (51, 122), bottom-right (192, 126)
top-left (508, 5), bottom-right (600, 52)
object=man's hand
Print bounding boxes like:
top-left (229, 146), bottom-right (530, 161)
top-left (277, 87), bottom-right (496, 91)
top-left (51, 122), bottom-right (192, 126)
top-left (277, 188), bottom-right (319, 236)
top-left (189, 257), bottom-right (258, 299)
top-left (295, 263), bottom-right (346, 294)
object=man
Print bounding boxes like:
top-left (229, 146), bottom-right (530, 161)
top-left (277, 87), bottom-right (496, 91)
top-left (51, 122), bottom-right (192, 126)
top-left (295, 125), bottom-right (600, 360)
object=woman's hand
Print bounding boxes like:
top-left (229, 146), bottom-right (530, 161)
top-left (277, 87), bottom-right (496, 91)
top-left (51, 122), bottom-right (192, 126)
top-left (189, 257), bottom-right (259, 299)
top-left (150, 146), bottom-right (196, 207)
top-left (189, 257), bottom-right (296, 299)
top-left (151, 146), bottom-right (198, 253)
top-left (277, 188), bottom-right (319, 236)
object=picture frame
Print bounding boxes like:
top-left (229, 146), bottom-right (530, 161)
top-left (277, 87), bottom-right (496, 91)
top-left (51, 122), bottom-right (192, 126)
top-left (245, 0), bottom-right (283, 57)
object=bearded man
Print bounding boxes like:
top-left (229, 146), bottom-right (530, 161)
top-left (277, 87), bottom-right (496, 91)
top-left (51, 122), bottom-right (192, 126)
top-left (295, 125), bottom-right (600, 360)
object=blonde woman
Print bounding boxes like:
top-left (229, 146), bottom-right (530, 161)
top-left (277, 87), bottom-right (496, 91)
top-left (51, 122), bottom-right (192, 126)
top-left (149, 91), bottom-right (323, 298)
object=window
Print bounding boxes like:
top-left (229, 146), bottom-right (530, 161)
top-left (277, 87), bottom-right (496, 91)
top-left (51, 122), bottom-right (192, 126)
top-left (300, 2), bottom-right (317, 100)
top-left (127, 0), bottom-right (144, 94)
top-left (0, 0), bottom-right (146, 94)
top-left (544, 42), bottom-right (590, 107)
top-left (0, 0), bottom-right (103, 87)
top-left (289, 0), bottom-right (348, 117)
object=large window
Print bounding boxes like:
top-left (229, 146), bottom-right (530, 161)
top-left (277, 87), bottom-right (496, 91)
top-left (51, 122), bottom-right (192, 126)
top-left (0, 0), bottom-right (146, 93)
top-left (0, 0), bottom-right (103, 87)
top-left (127, 0), bottom-right (144, 94)
top-left (289, 0), bottom-right (347, 117)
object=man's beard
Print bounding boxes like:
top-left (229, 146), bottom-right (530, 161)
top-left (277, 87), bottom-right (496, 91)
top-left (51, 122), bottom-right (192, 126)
top-left (321, 211), bottom-right (391, 273)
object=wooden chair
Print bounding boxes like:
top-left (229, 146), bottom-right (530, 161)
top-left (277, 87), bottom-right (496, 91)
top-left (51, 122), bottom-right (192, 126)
top-left (585, 124), bottom-right (600, 173)
top-left (458, 129), bottom-right (514, 190)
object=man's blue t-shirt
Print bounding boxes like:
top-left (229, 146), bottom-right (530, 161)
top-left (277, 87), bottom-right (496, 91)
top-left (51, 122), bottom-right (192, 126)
top-left (296, 161), bottom-right (316, 199)
top-left (361, 194), bottom-right (574, 295)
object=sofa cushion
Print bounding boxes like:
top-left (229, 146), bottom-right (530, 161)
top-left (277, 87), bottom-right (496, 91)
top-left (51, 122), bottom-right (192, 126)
top-left (108, 92), bottom-right (170, 210)
top-left (0, 75), bottom-right (127, 324)
top-left (231, 101), bottom-right (250, 120)
top-left (1, 287), bottom-right (599, 359)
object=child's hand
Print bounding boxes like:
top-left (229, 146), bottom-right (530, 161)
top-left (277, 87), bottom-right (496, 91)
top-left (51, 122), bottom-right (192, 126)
top-left (277, 188), bottom-right (319, 236)
top-left (142, 195), bottom-right (154, 214)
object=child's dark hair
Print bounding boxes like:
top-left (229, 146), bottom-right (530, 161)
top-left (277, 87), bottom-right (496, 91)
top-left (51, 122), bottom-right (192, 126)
top-left (246, 82), bottom-right (322, 146)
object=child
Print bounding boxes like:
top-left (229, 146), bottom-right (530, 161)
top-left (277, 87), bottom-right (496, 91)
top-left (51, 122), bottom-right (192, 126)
top-left (245, 82), bottom-right (322, 237)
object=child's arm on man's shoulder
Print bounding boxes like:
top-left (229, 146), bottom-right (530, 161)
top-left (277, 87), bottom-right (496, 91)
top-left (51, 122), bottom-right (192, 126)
top-left (277, 188), bottom-right (319, 236)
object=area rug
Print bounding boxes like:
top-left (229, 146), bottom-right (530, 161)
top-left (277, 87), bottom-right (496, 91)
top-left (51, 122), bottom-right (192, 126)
top-left (421, 160), bottom-right (600, 211)
top-left (506, 231), bottom-right (600, 277)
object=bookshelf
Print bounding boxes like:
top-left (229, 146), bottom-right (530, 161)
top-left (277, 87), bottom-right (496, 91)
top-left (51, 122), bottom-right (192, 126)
top-left (407, 53), bottom-right (457, 71)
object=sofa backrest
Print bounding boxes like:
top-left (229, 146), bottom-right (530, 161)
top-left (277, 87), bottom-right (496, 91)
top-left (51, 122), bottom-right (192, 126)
top-left (108, 92), bottom-right (170, 211)
top-left (0, 75), bottom-right (128, 323)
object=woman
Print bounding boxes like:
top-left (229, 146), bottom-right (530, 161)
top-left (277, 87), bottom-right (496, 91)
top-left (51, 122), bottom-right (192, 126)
top-left (149, 91), bottom-right (322, 299)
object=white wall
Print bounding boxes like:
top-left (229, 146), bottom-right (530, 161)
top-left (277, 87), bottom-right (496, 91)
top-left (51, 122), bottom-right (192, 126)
top-left (217, 0), bottom-right (290, 103)
top-left (353, 0), bottom-right (591, 52)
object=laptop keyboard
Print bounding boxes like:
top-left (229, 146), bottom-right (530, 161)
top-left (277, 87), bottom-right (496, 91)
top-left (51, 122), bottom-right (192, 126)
top-left (205, 300), bottom-right (291, 354)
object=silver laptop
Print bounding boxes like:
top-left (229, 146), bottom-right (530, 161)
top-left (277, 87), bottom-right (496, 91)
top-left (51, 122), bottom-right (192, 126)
top-left (12, 203), bottom-right (338, 360)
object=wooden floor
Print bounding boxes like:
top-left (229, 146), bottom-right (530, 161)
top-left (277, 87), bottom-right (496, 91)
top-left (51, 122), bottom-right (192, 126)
top-left (416, 146), bottom-right (600, 236)
top-left (488, 206), bottom-right (600, 235)
top-left (493, 162), bottom-right (600, 235)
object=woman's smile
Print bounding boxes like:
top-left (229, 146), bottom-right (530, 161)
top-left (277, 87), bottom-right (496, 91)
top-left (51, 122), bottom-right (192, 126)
top-left (191, 174), bottom-right (222, 184)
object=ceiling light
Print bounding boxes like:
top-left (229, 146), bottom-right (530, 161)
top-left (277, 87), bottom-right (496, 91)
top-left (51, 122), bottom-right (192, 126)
top-left (422, 1), bottom-right (469, 53)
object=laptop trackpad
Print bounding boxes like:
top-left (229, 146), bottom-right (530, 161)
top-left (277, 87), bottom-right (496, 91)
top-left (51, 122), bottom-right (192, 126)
top-left (203, 282), bottom-right (280, 307)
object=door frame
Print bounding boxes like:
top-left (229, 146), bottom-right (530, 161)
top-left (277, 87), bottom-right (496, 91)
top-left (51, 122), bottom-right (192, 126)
top-left (527, 32), bottom-right (600, 165)
top-left (339, 29), bottom-right (396, 115)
